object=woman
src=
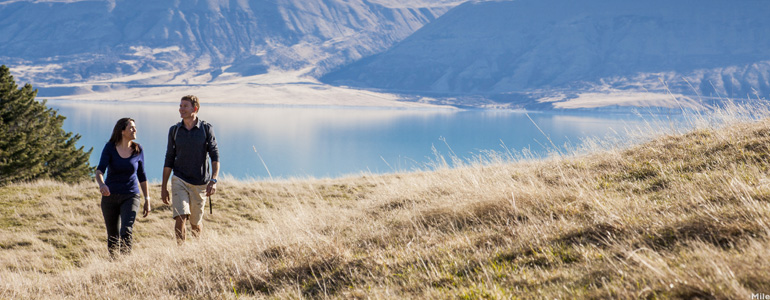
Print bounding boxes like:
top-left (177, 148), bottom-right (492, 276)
top-left (95, 118), bottom-right (151, 258)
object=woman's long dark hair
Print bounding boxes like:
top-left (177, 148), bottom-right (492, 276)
top-left (108, 118), bottom-right (141, 154)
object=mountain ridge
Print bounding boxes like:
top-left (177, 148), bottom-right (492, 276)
top-left (321, 0), bottom-right (770, 107)
top-left (4, 0), bottom-right (769, 109)
top-left (0, 0), bottom-right (456, 87)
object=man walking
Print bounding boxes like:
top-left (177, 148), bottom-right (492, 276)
top-left (161, 95), bottom-right (220, 244)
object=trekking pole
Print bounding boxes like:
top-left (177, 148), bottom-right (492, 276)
top-left (209, 195), bottom-right (213, 214)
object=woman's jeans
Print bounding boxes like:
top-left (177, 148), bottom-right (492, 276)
top-left (101, 193), bottom-right (141, 257)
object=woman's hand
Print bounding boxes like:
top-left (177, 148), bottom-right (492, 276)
top-left (143, 198), bottom-right (151, 217)
top-left (99, 184), bottom-right (111, 196)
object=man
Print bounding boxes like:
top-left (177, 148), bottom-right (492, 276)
top-left (161, 95), bottom-right (220, 244)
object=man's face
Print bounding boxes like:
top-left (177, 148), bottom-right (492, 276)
top-left (179, 100), bottom-right (196, 118)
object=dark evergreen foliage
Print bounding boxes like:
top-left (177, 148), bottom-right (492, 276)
top-left (0, 65), bottom-right (93, 185)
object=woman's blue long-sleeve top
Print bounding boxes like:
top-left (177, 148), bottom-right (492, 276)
top-left (96, 143), bottom-right (147, 195)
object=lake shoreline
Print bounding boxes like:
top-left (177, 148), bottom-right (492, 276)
top-left (36, 81), bottom-right (457, 110)
top-left (44, 98), bottom-right (463, 112)
top-left (36, 80), bottom-right (718, 112)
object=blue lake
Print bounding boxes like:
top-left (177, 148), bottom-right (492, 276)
top-left (47, 101), bottom-right (670, 182)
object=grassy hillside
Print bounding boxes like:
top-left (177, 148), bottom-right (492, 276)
top-left (2, 109), bottom-right (770, 299)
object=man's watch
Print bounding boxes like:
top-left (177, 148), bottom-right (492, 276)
top-left (210, 178), bottom-right (218, 184)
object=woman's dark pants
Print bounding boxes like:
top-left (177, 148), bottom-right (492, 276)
top-left (101, 193), bottom-right (141, 257)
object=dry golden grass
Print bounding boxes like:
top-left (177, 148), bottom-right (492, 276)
top-left (2, 104), bottom-right (770, 299)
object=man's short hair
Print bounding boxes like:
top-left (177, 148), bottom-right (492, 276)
top-left (181, 95), bottom-right (200, 111)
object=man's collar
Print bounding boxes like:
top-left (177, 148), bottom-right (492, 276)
top-left (181, 117), bottom-right (201, 129)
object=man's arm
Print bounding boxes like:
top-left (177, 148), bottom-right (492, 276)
top-left (206, 161), bottom-right (219, 196)
top-left (205, 123), bottom-right (220, 196)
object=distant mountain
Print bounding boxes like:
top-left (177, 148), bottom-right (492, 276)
top-left (5, 0), bottom-right (768, 109)
top-left (321, 0), bottom-right (770, 103)
top-left (0, 0), bottom-right (457, 87)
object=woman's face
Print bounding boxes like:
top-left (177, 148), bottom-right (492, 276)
top-left (122, 120), bottom-right (137, 141)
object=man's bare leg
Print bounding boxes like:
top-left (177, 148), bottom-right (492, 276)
top-left (175, 215), bottom-right (189, 244)
top-left (191, 223), bottom-right (202, 238)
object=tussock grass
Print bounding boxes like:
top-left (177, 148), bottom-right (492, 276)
top-left (3, 102), bottom-right (770, 299)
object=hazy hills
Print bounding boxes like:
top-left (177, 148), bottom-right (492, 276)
top-left (0, 0), bottom-right (455, 88)
top-left (322, 0), bottom-right (770, 106)
top-left (2, 0), bottom-right (769, 109)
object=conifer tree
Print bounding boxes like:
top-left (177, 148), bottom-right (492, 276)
top-left (0, 65), bottom-right (93, 185)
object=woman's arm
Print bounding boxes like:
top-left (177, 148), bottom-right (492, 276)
top-left (95, 170), bottom-right (110, 196)
top-left (140, 180), bottom-right (150, 217)
top-left (96, 144), bottom-right (111, 196)
top-left (137, 149), bottom-right (150, 217)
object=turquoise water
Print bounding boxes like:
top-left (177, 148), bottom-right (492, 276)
top-left (48, 101), bottom-right (664, 181)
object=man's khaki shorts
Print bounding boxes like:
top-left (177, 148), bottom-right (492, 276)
top-left (171, 176), bottom-right (207, 225)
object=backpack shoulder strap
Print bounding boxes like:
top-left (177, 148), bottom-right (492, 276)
top-left (172, 122), bottom-right (182, 148)
top-left (200, 120), bottom-right (210, 146)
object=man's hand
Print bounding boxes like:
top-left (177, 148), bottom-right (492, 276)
top-left (161, 189), bottom-right (170, 205)
top-left (206, 182), bottom-right (217, 196)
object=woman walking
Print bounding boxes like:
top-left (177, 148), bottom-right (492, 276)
top-left (95, 118), bottom-right (151, 258)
